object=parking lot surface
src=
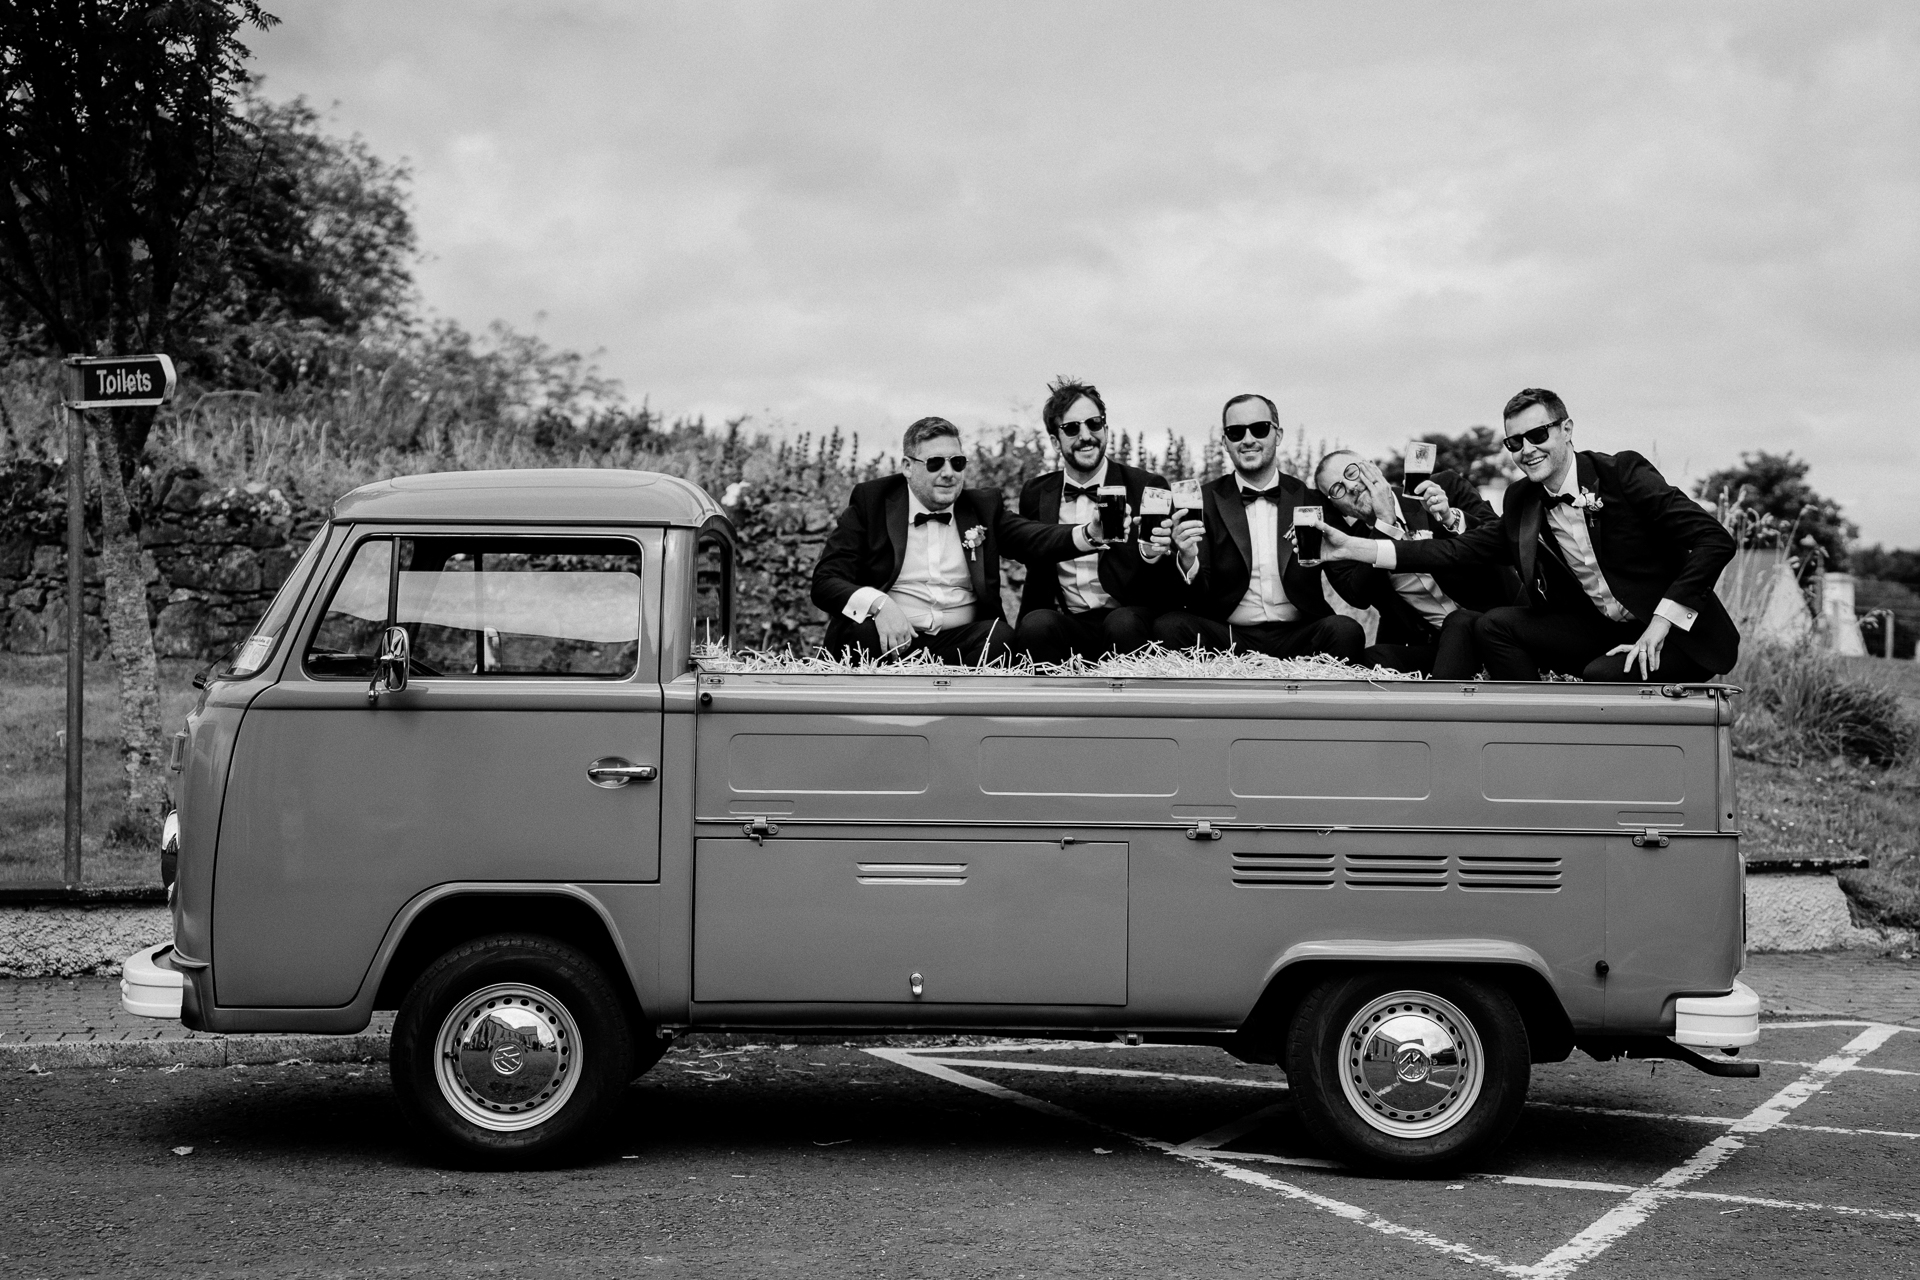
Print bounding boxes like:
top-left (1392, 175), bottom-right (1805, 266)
top-left (2, 1020), bottom-right (1914, 1278)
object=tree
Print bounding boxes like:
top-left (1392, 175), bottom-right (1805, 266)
top-left (0, 0), bottom-right (278, 841)
top-left (1693, 451), bottom-right (1856, 564)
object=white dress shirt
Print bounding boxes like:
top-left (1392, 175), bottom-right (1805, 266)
top-left (1373, 510), bottom-right (1457, 630)
top-left (1227, 484), bottom-right (1300, 625)
top-left (844, 491), bottom-right (975, 631)
top-left (1373, 469), bottom-right (1696, 631)
top-left (1055, 462), bottom-right (1114, 613)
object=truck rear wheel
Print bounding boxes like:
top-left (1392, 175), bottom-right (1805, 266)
top-left (391, 934), bottom-right (635, 1166)
top-left (1285, 971), bottom-right (1529, 1171)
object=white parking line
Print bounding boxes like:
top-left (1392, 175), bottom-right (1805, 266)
top-left (908, 1056), bottom-right (1289, 1090)
top-left (1523, 1023), bottom-right (1903, 1280)
top-left (869, 1023), bottom-right (1916, 1279)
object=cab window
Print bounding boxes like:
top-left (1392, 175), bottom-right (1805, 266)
top-left (305, 535), bottom-right (643, 679)
top-left (694, 531), bottom-right (732, 650)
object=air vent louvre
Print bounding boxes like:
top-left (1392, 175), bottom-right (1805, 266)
top-left (1342, 851), bottom-right (1447, 891)
top-left (1457, 854), bottom-right (1562, 892)
top-left (1231, 850), bottom-right (1334, 887)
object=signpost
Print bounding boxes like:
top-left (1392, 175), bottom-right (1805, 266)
top-left (59, 355), bottom-right (175, 885)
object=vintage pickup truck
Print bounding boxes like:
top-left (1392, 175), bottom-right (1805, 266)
top-left (124, 468), bottom-right (1760, 1170)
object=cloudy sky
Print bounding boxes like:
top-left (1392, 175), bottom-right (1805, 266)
top-left (252, 2), bottom-right (1919, 544)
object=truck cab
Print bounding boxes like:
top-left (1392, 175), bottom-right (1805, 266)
top-left (131, 468), bottom-right (1759, 1169)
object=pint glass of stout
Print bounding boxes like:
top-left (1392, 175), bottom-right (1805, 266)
top-left (1097, 485), bottom-right (1129, 540)
top-left (1293, 505), bottom-right (1324, 561)
top-left (1403, 440), bottom-right (1437, 495)
top-left (1138, 486), bottom-right (1171, 541)
top-left (1171, 478), bottom-right (1203, 527)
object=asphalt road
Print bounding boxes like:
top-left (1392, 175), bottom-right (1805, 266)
top-left (3, 1022), bottom-right (1915, 1279)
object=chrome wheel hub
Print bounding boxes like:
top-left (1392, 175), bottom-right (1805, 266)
top-left (434, 983), bottom-right (582, 1132)
top-left (1337, 990), bottom-right (1484, 1140)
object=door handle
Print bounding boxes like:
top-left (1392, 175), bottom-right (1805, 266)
top-left (586, 758), bottom-right (658, 788)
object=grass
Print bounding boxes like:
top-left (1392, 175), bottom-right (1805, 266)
top-left (0, 655), bottom-right (201, 886)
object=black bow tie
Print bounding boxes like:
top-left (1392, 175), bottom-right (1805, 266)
top-left (1546, 492), bottom-right (1578, 508)
top-left (912, 510), bottom-right (953, 527)
top-left (1062, 482), bottom-right (1101, 503)
top-left (1240, 485), bottom-right (1283, 506)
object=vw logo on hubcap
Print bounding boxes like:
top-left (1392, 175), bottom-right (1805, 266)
top-left (490, 1042), bottom-right (526, 1076)
top-left (1394, 1045), bottom-right (1432, 1083)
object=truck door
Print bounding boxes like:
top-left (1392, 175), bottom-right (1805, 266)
top-left (213, 529), bottom-right (666, 1008)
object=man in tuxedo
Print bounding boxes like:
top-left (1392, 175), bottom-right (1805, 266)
top-left (1307, 388), bottom-right (1738, 682)
top-left (1145, 393), bottom-right (1365, 662)
top-left (811, 416), bottom-right (1101, 664)
top-left (1314, 449), bottom-right (1512, 677)
top-left (1010, 378), bottom-right (1175, 662)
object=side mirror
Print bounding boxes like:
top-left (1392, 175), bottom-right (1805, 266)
top-left (368, 626), bottom-right (410, 705)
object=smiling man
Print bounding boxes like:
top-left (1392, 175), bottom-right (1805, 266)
top-left (811, 416), bottom-right (1104, 664)
top-left (1009, 378), bottom-right (1174, 662)
top-left (1308, 388), bottom-right (1740, 682)
top-left (1145, 393), bottom-right (1364, 662)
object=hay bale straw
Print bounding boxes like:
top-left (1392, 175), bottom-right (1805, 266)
top-left (695, 641), bottom-right (1418, 682)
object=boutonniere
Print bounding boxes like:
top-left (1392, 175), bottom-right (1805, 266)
top-left (961, 526), bottom-right (987, 561)
top-left (1578, 488), bottom-right (1605, 519)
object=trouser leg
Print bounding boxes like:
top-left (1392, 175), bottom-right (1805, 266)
top-left (1102, 605), bottom-right (1157, 655)
top-left (1473, 606), bottom-right (1617, 681)
top-left (1268, 614), bottom-right (1366, 662)
top-left (1429, 608), bottom-right (1483, 680)
top-left (1151, 611), bottom-right (1232, 652)
top-left (1010, 609), bottom-right (1074, 663)
top-left (1362, 643), bottom-right (1436, 674)
top-left (1580, 639), bottom-right (1715, 683)
top-left (918, 617), bottom-right (1015, 666)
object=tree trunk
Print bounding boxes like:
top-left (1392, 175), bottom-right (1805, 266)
top-left (88, 422), bottom-right (168, 844)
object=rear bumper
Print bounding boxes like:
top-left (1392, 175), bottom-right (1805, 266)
top-left (1674, 979), bottom-right (1760, 1048)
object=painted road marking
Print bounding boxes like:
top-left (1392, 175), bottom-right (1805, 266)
top-left (869, 1022), bottom-right (1917, 1279)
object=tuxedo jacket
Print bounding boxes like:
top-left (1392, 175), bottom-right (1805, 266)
top-left (1179, 471), bottom-right (1336, 623)
top-left (810, 475), bottom-right (1083, 643)
top-left (1015, 459), bottom-right (1177, 618)
top-left (1391, 450), bottom-right (1740, 673)
top-left (1323, 469), bottom-right (1517, 646)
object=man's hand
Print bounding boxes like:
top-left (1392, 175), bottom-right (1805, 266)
top-left (1081, 517), bottom-right (1113, 548)
top-left (1138, 523), bottom-right (1169, 562)
top-left (871, 597), bottom-right (917, 654)
top-left (1413, 480), bottom-right (1455, 528)
top-left (1607, 615), bottom-right (1672, 680)
top-left (1294, 517), bottom-right (1373, 566)
top-left (1167, 513), bottom-right (1204, 575)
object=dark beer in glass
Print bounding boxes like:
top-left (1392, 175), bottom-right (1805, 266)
top-left (1293, 505), bottom-right (1324, 561)
top-left (1097, 485), bottom-right (1129, 540)
top-left (1138, 486), bottom-right (1171, 541)
top-left (1403, 440), bottom-right (1437, 495)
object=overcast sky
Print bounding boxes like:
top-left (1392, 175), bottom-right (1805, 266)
top-left (251, 2), bottom-right (1919, 544)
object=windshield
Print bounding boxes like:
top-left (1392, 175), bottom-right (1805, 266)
top-left (226, 528), bottom-right (330, 678)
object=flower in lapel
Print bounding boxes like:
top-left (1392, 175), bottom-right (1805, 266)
top-left (1575, 487), bottom-right (1605, 526)
top-left (961, 525), bottom-right (987, 562)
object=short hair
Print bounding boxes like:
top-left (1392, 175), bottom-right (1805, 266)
top-left (1314, 448), bottom-right (1362, 490)
top-left (1221, 393), bottom-right (1278, 426)
top-left (1042, 377), bottom-right (1105, 435)
top-left (902, 416), bottom-right (961, 456)
top-left (1503, 387), bottom-right (1568, 423)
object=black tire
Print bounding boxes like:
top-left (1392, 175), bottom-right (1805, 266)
top-left (391, 933), bottom-right (636, 1166)
top-left (1285, 970), bottom-right (1529, 1172)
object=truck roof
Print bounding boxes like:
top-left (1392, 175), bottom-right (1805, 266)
top-left (331, 468), bottom-right (727, 527)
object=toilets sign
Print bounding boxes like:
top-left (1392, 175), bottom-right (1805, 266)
top-left (63, 354), bottom-right (177, 409)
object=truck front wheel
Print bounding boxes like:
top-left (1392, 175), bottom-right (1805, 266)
top-left (392, 934), bottom-right (636, 1165)
top-left (1285, 971), bottom-right (1529, 1171)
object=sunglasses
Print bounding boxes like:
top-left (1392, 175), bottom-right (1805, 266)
top-left (1503, 418), bottom-right (1568, 452)
top-left (1223, 420), bottom-right (1275, 442)
top-left (912, 454), bottom-right (967, 473)
top-left (1056, 416), bottom-right (1107, 437)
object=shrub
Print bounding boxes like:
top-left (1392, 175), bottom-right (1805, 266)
top-left (1729, 640), bottom-right (1918, 768)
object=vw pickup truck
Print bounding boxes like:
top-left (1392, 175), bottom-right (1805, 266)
top-left (124, 468), bottom-right (1760, 1170)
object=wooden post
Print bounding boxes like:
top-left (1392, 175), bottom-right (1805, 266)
top-left (63, 401), bottom-right (85, 887)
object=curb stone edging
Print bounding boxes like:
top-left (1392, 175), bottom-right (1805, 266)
top-left (0, 1034), bottom-right (389, 1069)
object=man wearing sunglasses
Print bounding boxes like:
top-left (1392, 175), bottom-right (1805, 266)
top-left (1009, 377), bottom-right (1175, 662)
top-left (1145, 393), bottom-right (1365, 663)
top-left (1313, 449), bottom-right (1510, 677)
top-left (1306, 388), bottom-right (1738, 682)
top-left (811, 416), bottom-right (1103, 664)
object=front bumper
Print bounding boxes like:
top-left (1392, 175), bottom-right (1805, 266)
top-left (120, 943), bottom-right (184, 1019)
top-left (1674, 979), bottom-right (1760, 1048)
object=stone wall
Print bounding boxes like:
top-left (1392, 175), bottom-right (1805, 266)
top-left (0, 461), bottom-right (325, 663)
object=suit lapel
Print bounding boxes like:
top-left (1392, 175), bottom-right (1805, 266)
top-left (1038, 473), bottom-right (1065, 526)
top-left (1513, 481), bottom-right (1543, 593)
top-left (1213, 476), bottom-right (1253, 574)
top-left (884, 483), bottom-right (909, 588)
top-left (955, 494), bottom-right (988, 604)
top-left (1273, 482), bottom-right (1297, 576)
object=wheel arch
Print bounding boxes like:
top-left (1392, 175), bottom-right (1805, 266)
top-left (370, 884), bottom-right (646, 1031)
top-left (1233, 940), bottom-right (1575, 1066)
